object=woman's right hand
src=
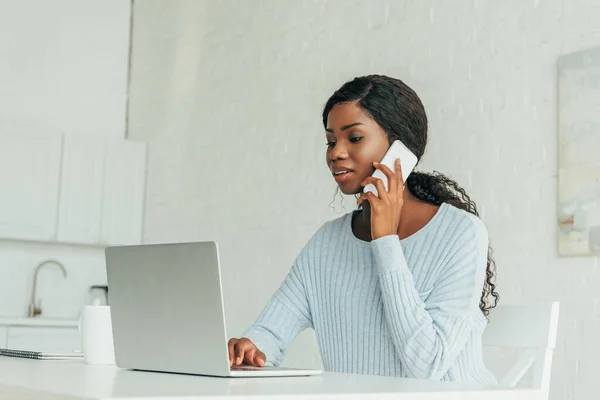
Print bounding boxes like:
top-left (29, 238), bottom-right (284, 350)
top-left (227, 337), bottom-right (266, 367)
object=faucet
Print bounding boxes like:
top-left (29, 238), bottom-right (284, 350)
top-left (28, 259), bottom-right (68, 318)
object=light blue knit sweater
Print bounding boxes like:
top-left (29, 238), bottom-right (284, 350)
top-left (243, 202), bottom-right (497, 384)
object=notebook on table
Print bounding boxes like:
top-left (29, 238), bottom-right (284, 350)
top-left (0, 348), bottom-right (84, 360)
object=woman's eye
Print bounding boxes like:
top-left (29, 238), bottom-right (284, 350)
top-left (349, 137), bottom-right (363, 143)
top-left (326, 141), bottom-right (335, 148)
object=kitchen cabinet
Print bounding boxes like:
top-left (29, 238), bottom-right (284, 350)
top-left (56, 135), bottom-right (105, 244)
top-left (6, 326), bottom-right (80, 353)
top-left (99, 139), bottom-right (146, 246)
top-left (0, 131), bottom-right (146, 247)
top-left (0, 318), bottom-right (80, 353)
top-left (57, 135), bottom-right (147, 246)
top-left (0, 132), bottom-right (62, 241)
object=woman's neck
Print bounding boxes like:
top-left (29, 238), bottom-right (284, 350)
top-left (352, 190), bottom-right (437, 241)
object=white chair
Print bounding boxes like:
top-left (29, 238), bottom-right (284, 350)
top-left (482, 301), bottom-right (560, 395)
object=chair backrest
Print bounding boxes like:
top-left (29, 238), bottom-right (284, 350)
top-left (482, 301), bottom-right (560, 393)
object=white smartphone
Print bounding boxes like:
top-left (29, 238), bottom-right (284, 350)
top-left (363, 140), bottom-right (418, 197)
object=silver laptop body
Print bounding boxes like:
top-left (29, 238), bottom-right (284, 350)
top-left (105, 241), bottom-right (321, 378)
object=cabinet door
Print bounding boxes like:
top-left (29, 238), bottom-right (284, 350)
top-left (100, 141), bottom-right (146, 245)
top-left (6, 326), bottom-right (80, 353)
top-left (56, 135), bottom-right (105, 244)
top-left (0, 132), bottom-right (62, 241)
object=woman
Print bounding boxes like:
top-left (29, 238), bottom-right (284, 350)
top-left (228, 75), bottom-right (499, 384)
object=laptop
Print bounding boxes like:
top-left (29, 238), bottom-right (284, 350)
top-left (105, 241), bottom-right (322, 378)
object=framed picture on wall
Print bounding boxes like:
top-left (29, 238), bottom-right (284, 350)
top-left (558, 46), bottom-right (600, 256)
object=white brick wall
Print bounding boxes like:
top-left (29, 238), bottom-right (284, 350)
top-left (128, 1), bottom-right (600, 398)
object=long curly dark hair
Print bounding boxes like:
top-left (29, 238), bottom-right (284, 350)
top-left (322, 74), bottom-right (499, 317)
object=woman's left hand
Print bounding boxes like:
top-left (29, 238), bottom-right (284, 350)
top-left (357, 159), bottom-right (405, 240)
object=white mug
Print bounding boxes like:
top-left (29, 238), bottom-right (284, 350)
top-left (79, 305), bottom-right (116, 365)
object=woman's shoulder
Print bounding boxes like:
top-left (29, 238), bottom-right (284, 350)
top-left (438, 202), bottom-right (489, 245)
top-left (310, 212), bottom-right (352, 241)
top-left (292, 212), bottom-right (351, 270)
top-left (295, 212), bottom-right (352, 253)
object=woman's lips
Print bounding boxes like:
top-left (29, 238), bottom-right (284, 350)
top-left (333, 170), bottom-right (354, 183)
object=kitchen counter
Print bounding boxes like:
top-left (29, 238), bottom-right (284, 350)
top-left (0, 316), bottom-right (78, 327)
top-left (0, 357), bottom-right (545, 400)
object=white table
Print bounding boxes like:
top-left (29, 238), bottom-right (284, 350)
top-left (0, 357), bottom-right (543, 400)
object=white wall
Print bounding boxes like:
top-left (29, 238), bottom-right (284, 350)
top-left (0, 0), bottom-right (131, 318)
top-left (0, 0), bottom-right (131, 137)
top-left (127, 1), bottom-right (600, 399)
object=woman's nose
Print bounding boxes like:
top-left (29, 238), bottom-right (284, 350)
top-left (330, 143), bottom-right (349, 161)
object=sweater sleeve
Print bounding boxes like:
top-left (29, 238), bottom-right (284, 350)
top-left (370, 215), bottom-right (488, 380)
top-left (241, 253), bottom-right (313, 367)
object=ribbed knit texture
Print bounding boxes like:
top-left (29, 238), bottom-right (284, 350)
top-left (243, 202), bottom-right (497, 385)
